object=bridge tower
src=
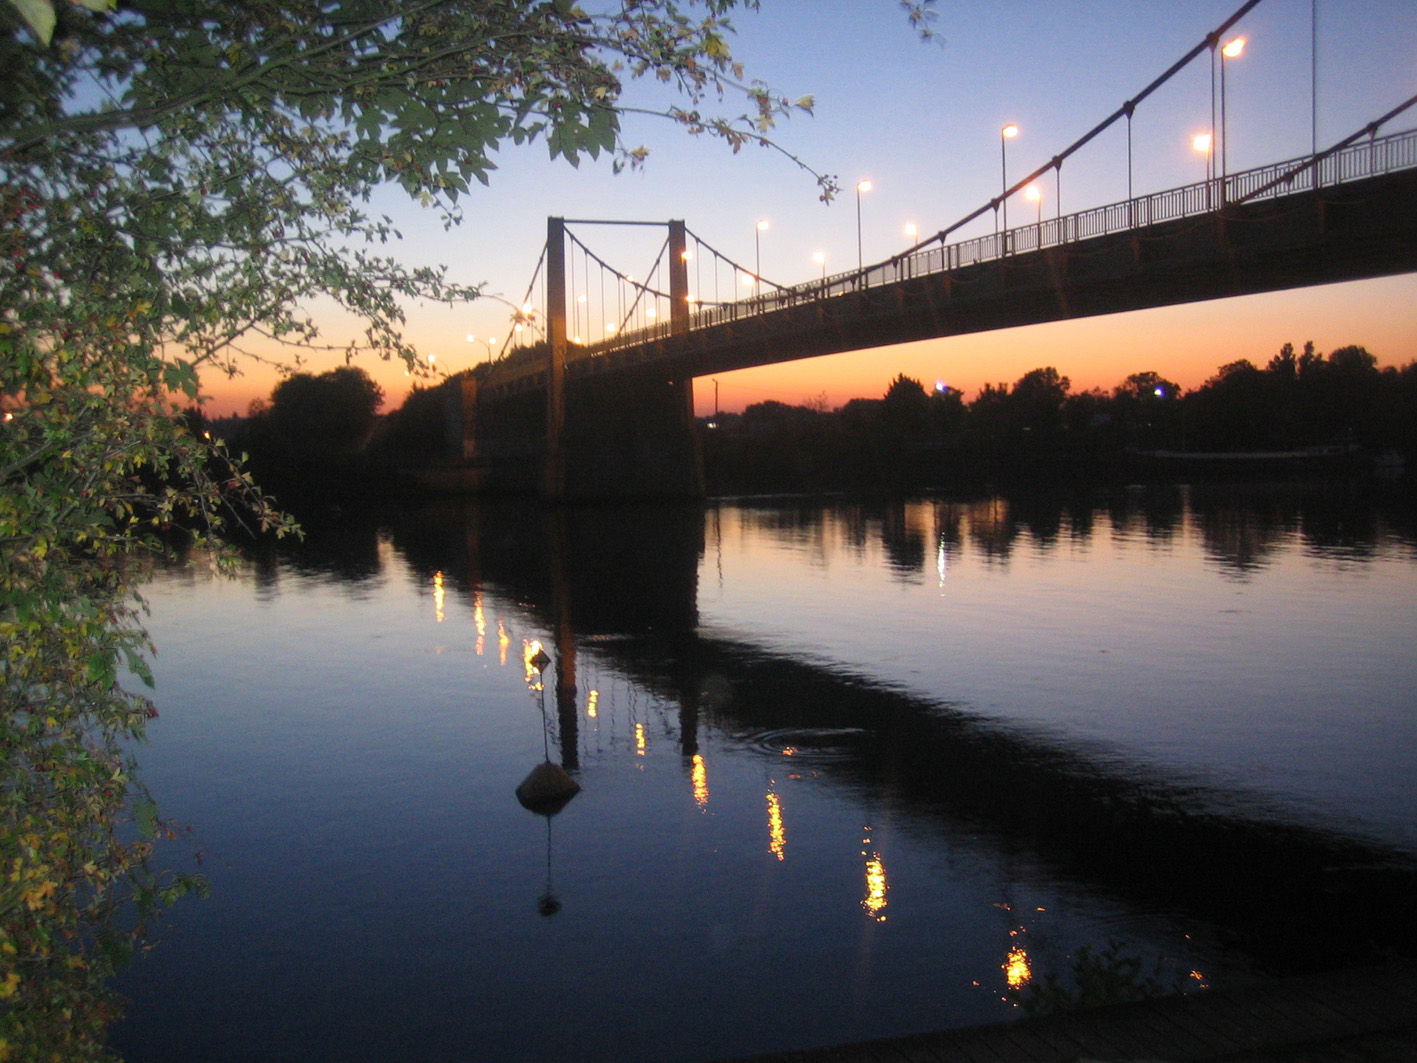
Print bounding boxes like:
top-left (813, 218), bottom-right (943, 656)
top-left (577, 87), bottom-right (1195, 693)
top-left (665, 218), bottom-right (702, 492)
top-left (539, 217), bottom-right (703, 501)
top-left (543, 216), bottom-right (569, 498)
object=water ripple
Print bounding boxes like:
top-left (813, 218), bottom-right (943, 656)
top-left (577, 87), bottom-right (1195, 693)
top-left (738, 726), bottom-right (872, 763)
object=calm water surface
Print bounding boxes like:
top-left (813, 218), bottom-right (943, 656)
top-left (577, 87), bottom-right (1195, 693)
top-left (112, 485), bottom-right (1417, 1062)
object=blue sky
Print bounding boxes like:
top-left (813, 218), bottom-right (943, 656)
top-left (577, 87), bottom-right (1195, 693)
top-left (204, 0), bottom-right (1417, 415)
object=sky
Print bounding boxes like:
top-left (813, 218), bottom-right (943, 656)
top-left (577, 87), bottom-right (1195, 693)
top-left (199, 0), bottom-right (1417, 417)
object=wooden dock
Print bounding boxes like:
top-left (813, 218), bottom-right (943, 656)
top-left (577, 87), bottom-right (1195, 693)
top-left (719, 965), bottom-right (1417, 1062)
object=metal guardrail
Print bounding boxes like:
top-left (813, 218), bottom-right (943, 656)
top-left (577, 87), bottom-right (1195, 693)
top-left (497, 125), bottom-right (1417, 381)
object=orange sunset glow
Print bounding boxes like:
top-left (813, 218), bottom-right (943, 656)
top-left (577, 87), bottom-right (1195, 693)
top-left (198, 272), bottom-right (1417, 420)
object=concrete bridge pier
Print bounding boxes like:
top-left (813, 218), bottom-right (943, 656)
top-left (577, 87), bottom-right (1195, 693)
top-left (559, 371), bottom-right (703, 500)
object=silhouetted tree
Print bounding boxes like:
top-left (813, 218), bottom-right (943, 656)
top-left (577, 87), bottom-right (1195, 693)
top-left (269, 366), bottom-right (384, 454)
top-left (224, 365), bottom-right (388, 507)
top-left (1267, 342), bottom-right (1299, 379)
top-left (1111, 371), bottom-right (1183, 449)
top-left (377, 379), bottom-right (461, 465)
top-left (1315, 345), bottom-right (1382, 448)
top-left (882, 373), bottom-right (930, 430)
top-left (1184, 359), bottom-right (1272, 450)
top-left (1010, 367), bottom-right (1071, 425)
top-left (1297, 341), bottom-right (1325, 377)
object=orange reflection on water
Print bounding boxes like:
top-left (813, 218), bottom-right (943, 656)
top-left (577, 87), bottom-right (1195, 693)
top-left (766, 789), bottom-right (786, 860)
top-left (523, 639), bottom-right (544, 690)
top-left (862, 853), bottom-right (888, 921)
top-left (473, 592), bottom-right (486, 655)
top-left (1005, 945), bottom-right (1032, 990)
top-left (691, 754), bottom-right (709, 808)
top-left (635, 722), bottom-right (646, 756)
top-left (586, 689), bottom-right (599, 719)
top-left (497, 622), bottom-right (509, 665)
top-left (433, 571), bottom-right (445, 623)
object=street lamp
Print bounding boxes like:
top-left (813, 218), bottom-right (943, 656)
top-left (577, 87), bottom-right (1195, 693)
top-left (902, 223), bottom-right (919, 278)
top-left (1000, 123), bottom-right (1019, 238)
top-left (466, 334), bottom-right (497, 361)
top-left (1193, 132), bottom-right (1214, 209)
top-left (812, 250), bottom-right (826, 284)
top-left (1220, 35), bottom-right (1245, 196)
top-left (855, 179), bottom-right (872, 272)
top-left (754, 219), bottom-right (769, 298)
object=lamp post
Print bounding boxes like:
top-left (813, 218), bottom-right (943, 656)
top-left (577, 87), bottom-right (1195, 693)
top-left (902, 223), bottom-right (918, 278)
top-left (754, 218), bottom-right (769, 299)
top-left (1220, 36), bottom-right (1245, 200)
top-left (1310, 0), bottom-right (1317, 158)
top-left (466, 334), bottom-right (496, 362)
top-left (855, 179), bottom-right (872, 273)
top-left (1025, 185), bottom-right (1041, 248)
top-left (1000, 123), bottom-right (1019, 241)
top-left (1193, 132), bottom-right (1213, 209)
top-left (812, 250), bottom-right (826, 284)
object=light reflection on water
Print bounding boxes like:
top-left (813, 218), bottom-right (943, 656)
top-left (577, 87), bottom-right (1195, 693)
top-left (111, 487), bottom-right (1417, 1063)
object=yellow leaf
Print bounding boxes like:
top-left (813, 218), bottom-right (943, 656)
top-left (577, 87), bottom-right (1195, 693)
top-left (8, 0), bottom-right (56, 45)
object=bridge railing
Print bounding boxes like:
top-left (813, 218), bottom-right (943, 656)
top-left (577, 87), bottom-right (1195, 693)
top-left (563, 126), bottom-right (1417, 366)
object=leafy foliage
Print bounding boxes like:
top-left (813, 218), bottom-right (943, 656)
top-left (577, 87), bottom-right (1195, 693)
top-left (1, 200), bottom-right (273, 1059)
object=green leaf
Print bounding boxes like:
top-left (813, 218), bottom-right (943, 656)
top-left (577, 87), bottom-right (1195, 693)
top-left (135, 799), bottom-right (158, 838)
top-left (162, 360), bottom-right (201, 400)
top-left (87, 651), bottom-right (116, 688)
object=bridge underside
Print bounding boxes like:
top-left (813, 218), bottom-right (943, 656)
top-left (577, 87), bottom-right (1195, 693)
top-left (579, 168), bottom-right (1417, 382)
top-left (467, 169), bottom-right (1416, 499)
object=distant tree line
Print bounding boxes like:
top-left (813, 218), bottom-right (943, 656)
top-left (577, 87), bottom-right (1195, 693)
top-left (198, 342), bottom-right (1415, 506)
top-left (701, 343), bottom-right (1417, 493)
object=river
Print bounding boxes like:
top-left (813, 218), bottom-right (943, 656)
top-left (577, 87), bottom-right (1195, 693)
top-left (111, 483), bottom-right (1417, 1062)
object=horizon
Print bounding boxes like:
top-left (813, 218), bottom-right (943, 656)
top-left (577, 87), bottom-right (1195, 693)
top-left (197, 331), bottom-right (1408, 425)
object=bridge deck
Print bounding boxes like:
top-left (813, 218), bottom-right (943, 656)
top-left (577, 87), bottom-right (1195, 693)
top-left (482, 126), bottom-right (1417, 402)
top-left (717, 964), bottom-right (1417, 1063)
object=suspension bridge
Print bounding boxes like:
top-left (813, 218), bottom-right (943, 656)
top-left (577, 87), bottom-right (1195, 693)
top-left (451, 1), bottom-right (1417, 500)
